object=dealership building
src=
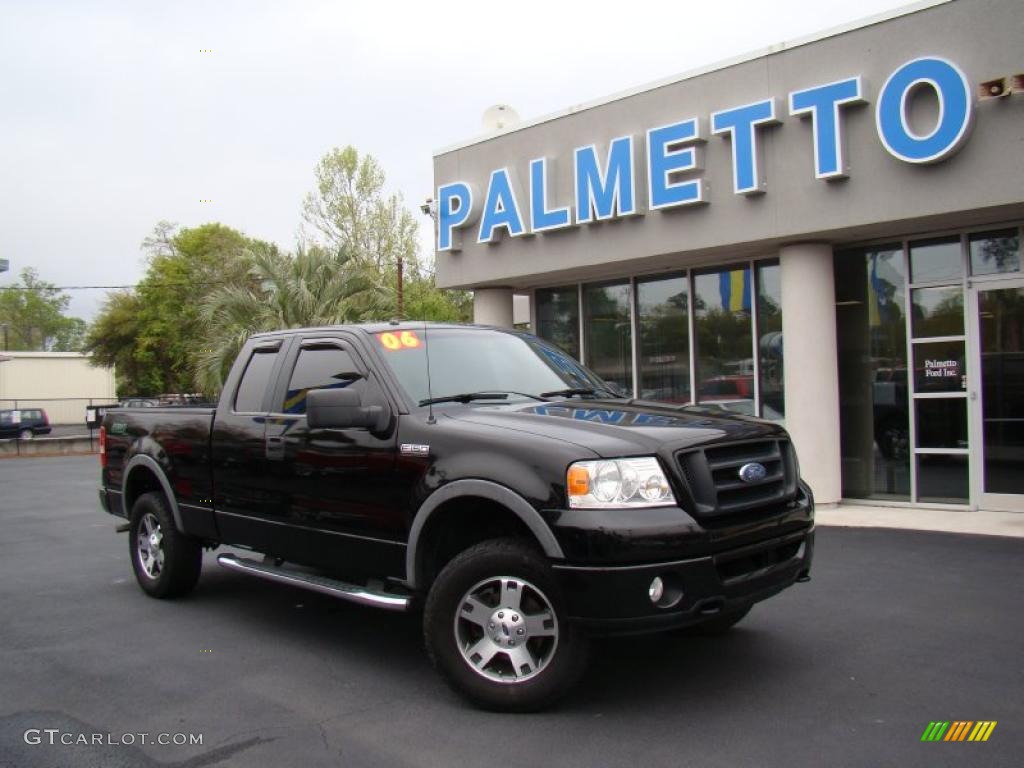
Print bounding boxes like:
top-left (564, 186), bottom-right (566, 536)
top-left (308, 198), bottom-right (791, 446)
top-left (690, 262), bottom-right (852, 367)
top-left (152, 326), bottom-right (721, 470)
top-left (430, 0), bottom-right (1023, 511)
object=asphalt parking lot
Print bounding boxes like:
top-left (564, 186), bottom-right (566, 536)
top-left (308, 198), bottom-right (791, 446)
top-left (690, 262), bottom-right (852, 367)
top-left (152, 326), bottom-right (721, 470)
top-left (1, 456), bottom-right (1021, 768)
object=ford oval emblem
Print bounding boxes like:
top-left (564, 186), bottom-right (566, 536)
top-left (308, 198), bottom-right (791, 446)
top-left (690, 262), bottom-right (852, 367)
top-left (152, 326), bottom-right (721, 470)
top-left (738, 462), bottom-right (767, 483)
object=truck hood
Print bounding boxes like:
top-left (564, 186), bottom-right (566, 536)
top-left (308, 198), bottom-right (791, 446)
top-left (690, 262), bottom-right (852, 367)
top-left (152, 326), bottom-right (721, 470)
top-left (447, 398), bottom-right (787, 458)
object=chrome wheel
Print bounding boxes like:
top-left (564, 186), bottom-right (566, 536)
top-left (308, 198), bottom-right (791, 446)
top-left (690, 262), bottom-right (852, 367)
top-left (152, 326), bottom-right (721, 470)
top-left (135, 512), bottom-right (164, 579)
top-left (454, 576), bottom-right (559, 684)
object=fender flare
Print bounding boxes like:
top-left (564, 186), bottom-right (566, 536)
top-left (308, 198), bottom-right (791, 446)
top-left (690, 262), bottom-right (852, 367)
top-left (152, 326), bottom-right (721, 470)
top-left (122, 455), bottom-right (185, 533)
top-left (405, 479), bottom-right (564, 590)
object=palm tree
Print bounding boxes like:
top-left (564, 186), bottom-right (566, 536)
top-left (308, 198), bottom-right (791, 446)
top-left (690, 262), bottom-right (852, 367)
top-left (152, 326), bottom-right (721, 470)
top-left (195, 242), bottom-right (388, 392)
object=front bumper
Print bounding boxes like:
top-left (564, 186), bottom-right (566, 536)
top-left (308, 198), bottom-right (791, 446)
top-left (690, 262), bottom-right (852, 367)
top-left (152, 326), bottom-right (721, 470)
top-left (553, 526), bottom-right (814, 635)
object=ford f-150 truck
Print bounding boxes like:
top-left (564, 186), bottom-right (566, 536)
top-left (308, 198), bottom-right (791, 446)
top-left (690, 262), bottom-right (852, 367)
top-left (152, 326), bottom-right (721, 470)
top-left (99, 322), bottom-right (814, 711)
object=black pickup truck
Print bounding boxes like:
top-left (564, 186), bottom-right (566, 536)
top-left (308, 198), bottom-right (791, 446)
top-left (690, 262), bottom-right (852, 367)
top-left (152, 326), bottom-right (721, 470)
top-left (99, 322), bottom-right (814, 711)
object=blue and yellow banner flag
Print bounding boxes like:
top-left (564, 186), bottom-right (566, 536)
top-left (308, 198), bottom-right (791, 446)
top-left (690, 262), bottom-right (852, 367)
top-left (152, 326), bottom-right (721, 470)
top-left (718, 268), bottom-right (751, 313)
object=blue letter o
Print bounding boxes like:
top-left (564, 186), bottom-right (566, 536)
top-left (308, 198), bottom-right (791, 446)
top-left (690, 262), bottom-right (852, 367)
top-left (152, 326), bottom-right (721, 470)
top-left (875, 57), bottom-right (973, 164)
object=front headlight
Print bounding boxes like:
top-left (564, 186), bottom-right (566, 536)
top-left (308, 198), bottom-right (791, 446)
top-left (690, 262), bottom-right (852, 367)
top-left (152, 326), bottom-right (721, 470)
top-left (566, 457), bottom-right (676, 509)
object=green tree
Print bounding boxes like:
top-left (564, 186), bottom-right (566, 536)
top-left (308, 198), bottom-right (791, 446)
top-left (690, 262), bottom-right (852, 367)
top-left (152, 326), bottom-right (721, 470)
top-left (302, 146), bottom-right (419, 271)
top-left (0, 267), bottom-right (86, 351)
top-left (195, 243), bottom-right (387, 392)
top-left (81, 291), bottom-right (152, 394)
top-left (84, 222), bottom-right (261, 395)
top-left (305, 145), bottom-right (468, 320)
top-left (401, 273), bottom-right (472, 323)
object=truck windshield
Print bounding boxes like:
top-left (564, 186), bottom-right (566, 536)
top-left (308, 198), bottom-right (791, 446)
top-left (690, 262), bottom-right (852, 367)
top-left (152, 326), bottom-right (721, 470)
top-left (374, 328), bottom-right (620, 406)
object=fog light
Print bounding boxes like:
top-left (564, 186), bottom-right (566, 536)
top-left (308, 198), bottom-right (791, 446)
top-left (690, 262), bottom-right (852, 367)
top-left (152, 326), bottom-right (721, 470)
top-left (648, 577), bottom-right (664, 604)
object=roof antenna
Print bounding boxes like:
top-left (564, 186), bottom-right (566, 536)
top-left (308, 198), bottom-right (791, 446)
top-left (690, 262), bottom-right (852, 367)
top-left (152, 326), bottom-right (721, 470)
top-left (423, 322), bottom-right (436, 425)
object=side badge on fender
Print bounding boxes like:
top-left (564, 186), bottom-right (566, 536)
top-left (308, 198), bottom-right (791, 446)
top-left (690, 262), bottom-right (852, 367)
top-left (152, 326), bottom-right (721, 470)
top-left (401, 444), bottom-right (430, 456)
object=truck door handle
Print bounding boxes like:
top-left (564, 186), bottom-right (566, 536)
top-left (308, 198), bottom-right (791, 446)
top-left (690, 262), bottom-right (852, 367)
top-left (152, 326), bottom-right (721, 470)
top-left (266, 436), bottom-right (285, 460)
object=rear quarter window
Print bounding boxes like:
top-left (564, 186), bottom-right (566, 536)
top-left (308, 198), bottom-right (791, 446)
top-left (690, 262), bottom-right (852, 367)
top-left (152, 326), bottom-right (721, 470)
top-left (234, 350), bottom-right (279, 412)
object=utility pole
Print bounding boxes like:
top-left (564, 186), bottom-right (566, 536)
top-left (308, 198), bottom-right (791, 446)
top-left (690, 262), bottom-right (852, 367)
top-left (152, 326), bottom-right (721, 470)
top-left (396, 254), bottom-right (404, 319)
top-left (1, 258), bottom-right (10, 350)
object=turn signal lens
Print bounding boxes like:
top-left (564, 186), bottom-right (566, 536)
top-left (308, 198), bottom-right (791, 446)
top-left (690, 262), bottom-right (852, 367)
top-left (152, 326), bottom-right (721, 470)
top-left (567, 465), bottom-right (590, 497)
top-left (99, 426), bottom-right (107, 469)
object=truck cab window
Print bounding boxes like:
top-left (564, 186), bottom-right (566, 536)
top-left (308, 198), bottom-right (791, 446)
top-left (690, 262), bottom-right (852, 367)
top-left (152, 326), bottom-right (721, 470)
top-left (284, 347), bottom-right (363, 414)
top-left (234, 350), bottom-right (279, 412)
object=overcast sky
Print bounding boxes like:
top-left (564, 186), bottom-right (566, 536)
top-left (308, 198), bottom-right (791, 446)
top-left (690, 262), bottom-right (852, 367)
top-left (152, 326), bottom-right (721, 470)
top-left (0, 0), bottom-right (911, 320)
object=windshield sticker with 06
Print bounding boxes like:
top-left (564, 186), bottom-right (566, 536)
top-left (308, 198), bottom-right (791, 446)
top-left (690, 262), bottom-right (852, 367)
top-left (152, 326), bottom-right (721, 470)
top-left (377, 331), bottom-right (421, 350)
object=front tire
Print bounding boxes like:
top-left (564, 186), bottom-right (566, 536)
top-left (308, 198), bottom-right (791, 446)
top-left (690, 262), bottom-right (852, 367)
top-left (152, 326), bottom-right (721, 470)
top-left (423, 539), bottom-right (588, 712)
top-left (18, 429), bottom-right (33, 440)
top-left (129, 491), bottom-right (202, 599)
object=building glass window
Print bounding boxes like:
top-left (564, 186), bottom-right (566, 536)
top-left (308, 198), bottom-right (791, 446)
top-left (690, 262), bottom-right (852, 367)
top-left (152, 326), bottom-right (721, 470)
top-left (917, 455), bottom-right (969, 504)
top-left (909, 237), bottom-right (962, 283)
top-left (911, 286), bottom-right (963, 337)
top-left (915, 399), bottom-right (967, 450)
top-left (636, 274), bottom-right (690, 403)
top-left (969, 228), bottom-right (1019, 276)
top-left (693, 266), bottom-right (754, 412)
top-left (756, 262), bottom-right (784, 420)
top-left (534, 260), bottom-right (782, 415)
top-left (835, 245), bottom-right (910, 500)
top-left (912, 341), bottom-right (966, 394)
top-left (535, 287), bottom-right (580, 359)
top-left (582, 281), bottom-right (632, 395)
top-left (978, 286), bottom-right (1024, 495)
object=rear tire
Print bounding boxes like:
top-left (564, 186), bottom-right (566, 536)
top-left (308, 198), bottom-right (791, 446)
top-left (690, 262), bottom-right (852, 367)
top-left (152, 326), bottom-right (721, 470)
top-left (423, 539), bottom-right (588, 712)
top-left (18, 429), bottom-right (33, 440)
top-left (129, 491), bottom-right (202, 599)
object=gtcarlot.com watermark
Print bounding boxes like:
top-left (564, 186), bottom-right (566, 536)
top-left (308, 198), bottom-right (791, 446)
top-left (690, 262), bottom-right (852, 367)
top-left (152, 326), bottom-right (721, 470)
top-left (24, 729), bottom-right (203, 747)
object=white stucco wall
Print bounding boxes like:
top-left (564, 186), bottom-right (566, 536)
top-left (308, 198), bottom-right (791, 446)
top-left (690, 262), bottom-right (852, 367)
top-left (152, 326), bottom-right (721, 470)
top-left (0, 352), bottom-right (116, 425)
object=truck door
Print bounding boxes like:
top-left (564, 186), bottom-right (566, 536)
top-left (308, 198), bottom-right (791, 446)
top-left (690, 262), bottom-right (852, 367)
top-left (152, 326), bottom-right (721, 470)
top-left (211, 338), bottom-right (287, 551)
top-left (263, 336), bottom-right (404, 575)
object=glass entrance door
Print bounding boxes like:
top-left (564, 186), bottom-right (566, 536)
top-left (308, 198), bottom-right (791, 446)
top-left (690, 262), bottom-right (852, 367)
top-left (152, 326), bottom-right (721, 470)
top-left (970, 278), bottom-right (1024, 511)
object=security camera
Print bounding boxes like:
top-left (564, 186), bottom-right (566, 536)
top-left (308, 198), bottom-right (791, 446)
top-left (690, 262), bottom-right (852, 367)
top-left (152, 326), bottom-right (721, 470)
top-left (420, 198), bottom-right (436, 217)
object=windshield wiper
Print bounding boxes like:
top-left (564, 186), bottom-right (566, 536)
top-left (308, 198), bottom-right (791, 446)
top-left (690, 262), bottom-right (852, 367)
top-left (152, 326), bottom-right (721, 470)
top-left (539, 387), bottom-right (600, 399)
top-left (419, 392), bottom-right (508, 406)
top-left (418, 390), bottom-right (548, 407)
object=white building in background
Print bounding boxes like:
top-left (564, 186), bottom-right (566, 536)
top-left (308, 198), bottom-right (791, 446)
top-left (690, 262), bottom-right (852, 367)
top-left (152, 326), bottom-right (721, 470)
top-left (0, 352), bottom-right (116, 425)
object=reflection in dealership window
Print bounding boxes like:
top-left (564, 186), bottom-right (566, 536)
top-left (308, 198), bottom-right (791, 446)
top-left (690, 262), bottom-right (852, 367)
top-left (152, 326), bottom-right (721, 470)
top-left (909, 236), bottom-right (961, 283)
top-left (979, 287), bottom-right (1024, 494)
top-left (535, 287), bottom-right (580, 359)
top-left (582, 282), bottom-right (633, 395)
top-left (969, 229), bottom-right (1020, 276)
top-left (757, 262), bottom-right (784, 420)
top-left (637, 275), bottom-right (690, 403)
top-left (911, 286), bottom-right (964, 338)
top-left (835, 246), bottom-right (910, 500)
top-left (694, 266), bottom-right (753, 410)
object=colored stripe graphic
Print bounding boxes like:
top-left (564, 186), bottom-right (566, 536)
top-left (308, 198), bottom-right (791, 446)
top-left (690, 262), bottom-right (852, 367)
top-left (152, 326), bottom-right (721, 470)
top-left (921, 721), bottom-right (996, 742)
top-left (968, 722), bottom-right (997, 742)
top-left (945, 721), bottom-right (971, 741)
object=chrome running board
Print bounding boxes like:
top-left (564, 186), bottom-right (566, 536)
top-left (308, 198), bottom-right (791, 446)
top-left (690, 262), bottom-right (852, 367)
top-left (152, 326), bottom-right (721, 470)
top-left (216, 553), bottom-right (410, 612)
